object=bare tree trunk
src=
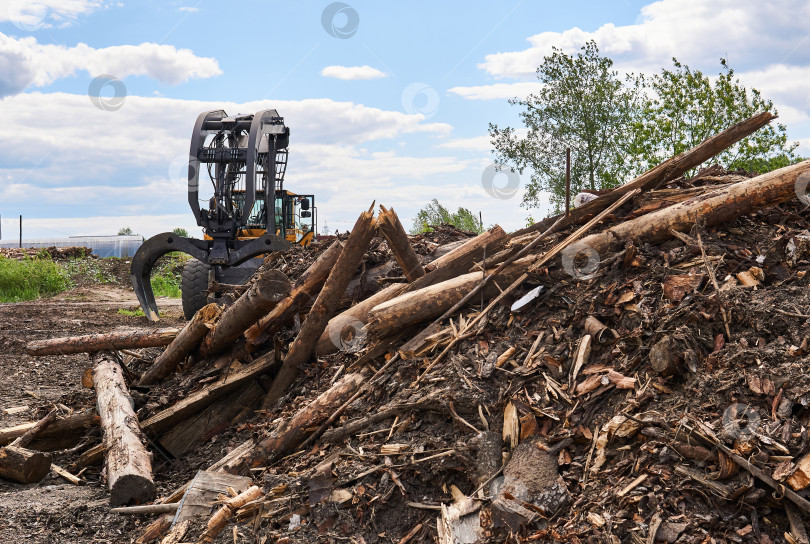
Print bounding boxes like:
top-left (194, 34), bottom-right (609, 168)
top-left (315, 283), bottom-right (407, 356)
top-left (367, 258), bottom-right (530, 337)
top-left (244, 240), bottom-right (344, 348)
top-left (138, 304), bottom-right (223, 386)
top-left (260, 209), bottom-right (377, 409)
top-left (512, 111), bottom-right (777, 239)
top-left (226, 372), bottom-right (366, 474)
top-left (93, 356), bottom-right (155, 505)
top-left (0, 446), bottom-right (51, 483)
top-left (377, 205), bottom-right (425, 281)
top-left (27, 328), bottom-right (181, 356)
top-left (574, 160), bottom-right (810, 256)
top-left (198, 270), bottom-right (291, 359)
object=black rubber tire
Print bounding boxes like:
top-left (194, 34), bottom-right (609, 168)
top-left (181, 258), bottom-right (210, 320)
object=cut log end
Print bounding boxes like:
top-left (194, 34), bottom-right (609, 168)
top-left (110, 473), bottom-right (157, 506)
top-left (0, 445), bottom-right (52, 484)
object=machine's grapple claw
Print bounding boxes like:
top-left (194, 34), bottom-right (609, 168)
top-left (131, 233), bottom-right (291, 322)
top-left (130, 233), bottom-right (209, 322)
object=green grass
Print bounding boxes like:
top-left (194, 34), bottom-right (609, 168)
top-left (61, 258), bottom-right (116, 284)
top-left (0, 256), bottom-right (72, 302)
top-left (118, 308), bottom-right (145, 317)
top-left (150, 253), bottom-right (186, 299)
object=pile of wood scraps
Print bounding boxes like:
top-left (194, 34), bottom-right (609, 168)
top-left (8, 111), bottom-right (810, 542)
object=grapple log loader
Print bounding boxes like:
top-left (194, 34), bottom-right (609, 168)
top-left (131, 109), bottom-right (316, 322)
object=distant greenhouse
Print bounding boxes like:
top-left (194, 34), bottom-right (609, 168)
top-left (0, 235), bottom-right (143, 258)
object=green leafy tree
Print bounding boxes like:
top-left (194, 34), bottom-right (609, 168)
top-left (638, 58), bottom-right (798, 174)
top-left (117, 227), bottom-right (134, 236)
top-left (491, 42), bottom-right (800, 215)
top-left (171, 227), bottom-right (188, 237)
top-left (490, 40), bottom-right (639, 212)
top-left (411, 199), bottom-right (483, 234)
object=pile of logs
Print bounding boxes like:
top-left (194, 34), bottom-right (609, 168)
top-left (10, 110), bottom-right (810, 541)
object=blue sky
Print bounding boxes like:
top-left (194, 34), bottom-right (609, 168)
top-left (1, 0), bottom-right (808, 240)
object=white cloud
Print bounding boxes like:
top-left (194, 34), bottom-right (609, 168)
top-left (0, 91), bottom-right (470, 237)
top-left (178, 6), bottom-right (198, 13)
top-left (479, 0), bottom-right (810, 80)
top-left (436, 135), bottom-right (493, 152)
top-left (0, 0), bottom-right (114, 28)
top-left (0, 31), bottom-right (222, 96)
top-left (447, 82), bottom-right (541, 101)
top-left (320, 64), bottom-right (387, 80)
top-left (736, 64), bottom-right (810, 125)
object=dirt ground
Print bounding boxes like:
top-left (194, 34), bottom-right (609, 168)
top-left (0, 286), bottom-right (184, 543)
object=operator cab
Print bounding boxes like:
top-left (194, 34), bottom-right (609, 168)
top-left (236, 190), bottom-right (316, 245)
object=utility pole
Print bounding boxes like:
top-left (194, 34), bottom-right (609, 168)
top-left (565, 148), bottom-right (571, 217)
top-left (19, 215), bottom-right (22, 248)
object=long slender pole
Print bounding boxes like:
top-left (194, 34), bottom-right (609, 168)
top-left (565, 148), bottom-right (571, 217)
top-left (19, 215), bottom-right (22, 248)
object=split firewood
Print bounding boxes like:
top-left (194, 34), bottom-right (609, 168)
top-left (138, 304), bottom-right (223, 386)
top-left (244, 239), bottom-right (344, 348)
top-left (26, 327), bottom-right (181, 356)
top-left (196, 485), bottom-right (263, 544)
top-left (512, 111), bottom-right (776, 239)
top-left (93, 354), bottom-right (155, 505)
top-left (261, 207), bottom-right (376, 409)
top-left (198, 269), bottom-right (291, 359)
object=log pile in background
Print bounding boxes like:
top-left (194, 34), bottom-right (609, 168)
top-left (12, 112), bottom-right (810, 542)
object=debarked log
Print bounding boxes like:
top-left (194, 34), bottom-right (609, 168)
top-left (138, 304), bottom-right (223, 386)
top-left (198, 270), bottom-right (291, 359)
top-left (366, 258), bottom-right (531, 337)
top-left (577, 160), bottom-right (810, 256)
top-left (93, 355), bottom-right (155, 505)
top-left (377, 204), bottom-right (425, 282)
top-left (244, 239), bottom-right (344, 349)
top-left (27, 328), bottom-right (181, 356)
